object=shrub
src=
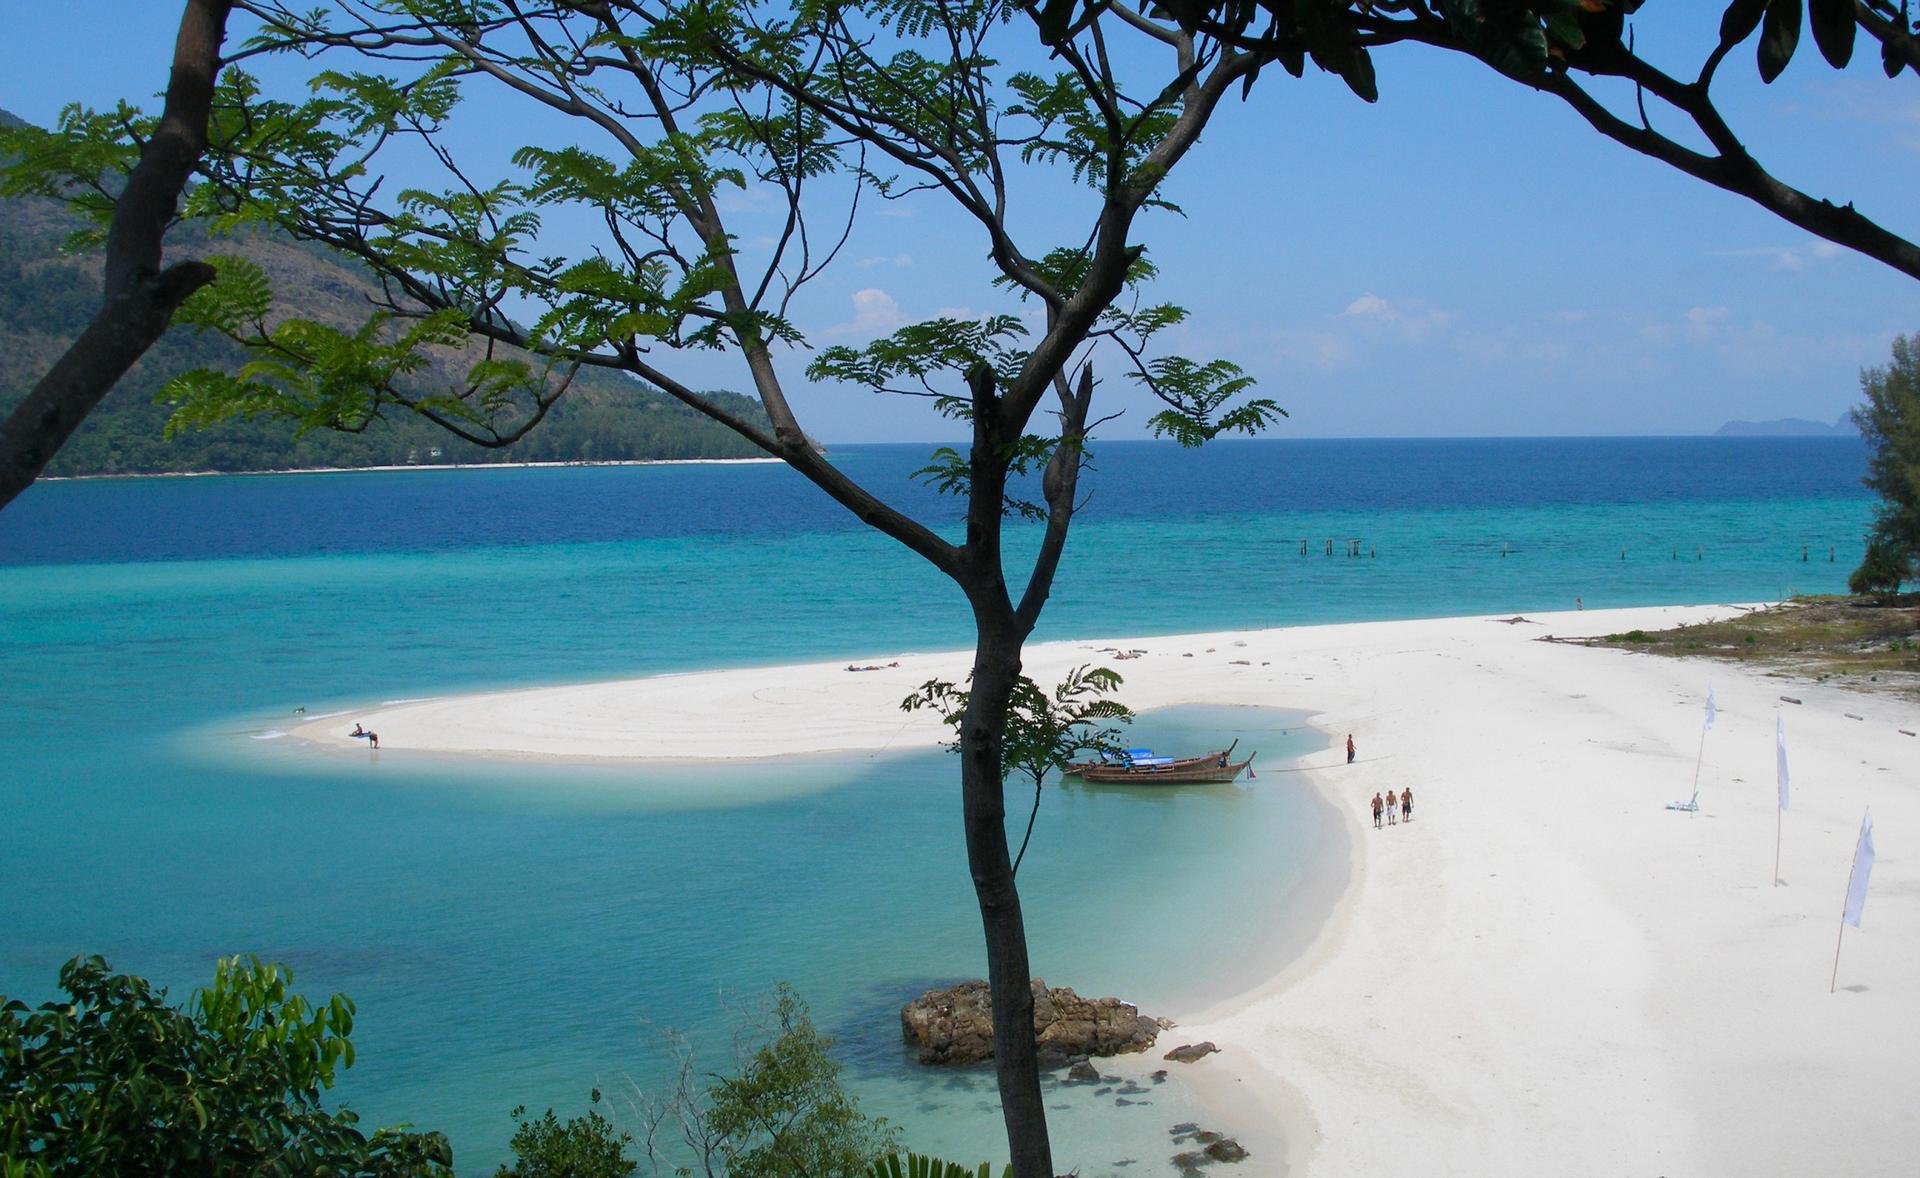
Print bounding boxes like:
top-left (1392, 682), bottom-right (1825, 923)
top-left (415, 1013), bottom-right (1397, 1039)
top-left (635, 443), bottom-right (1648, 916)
top-left (0, 955), bottom-right (450, 1177)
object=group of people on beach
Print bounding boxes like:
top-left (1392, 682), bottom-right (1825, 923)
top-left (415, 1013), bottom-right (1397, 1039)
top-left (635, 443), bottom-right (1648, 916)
top-left (1372, 788), bottom-right (1412, 827)
top-left (350, 723), bottom-right (379, 749)
top-left (1350, 733), bottom-right (1413, 827)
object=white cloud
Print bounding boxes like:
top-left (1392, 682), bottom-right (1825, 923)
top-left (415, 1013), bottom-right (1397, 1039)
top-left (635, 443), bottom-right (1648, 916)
top-left (1712, 240), bottom-right (1844, 272)
top-left (823, 287), bottom-right (910, 338)
top-left (1344, 293), bottom-right (1391, 318)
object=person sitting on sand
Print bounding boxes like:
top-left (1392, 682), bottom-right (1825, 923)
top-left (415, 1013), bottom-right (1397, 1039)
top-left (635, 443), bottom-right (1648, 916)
top-left (351, 723), bottom-right (365, 737)
top-left (1401, 787), bottom-right (1413, 822)
top-left (1371, 792), bottom-right (1384, 829)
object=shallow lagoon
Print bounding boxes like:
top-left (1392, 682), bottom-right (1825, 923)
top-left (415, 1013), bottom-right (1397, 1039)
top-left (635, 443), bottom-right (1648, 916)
top-left (0, 438), bottom-right (1872, 1170)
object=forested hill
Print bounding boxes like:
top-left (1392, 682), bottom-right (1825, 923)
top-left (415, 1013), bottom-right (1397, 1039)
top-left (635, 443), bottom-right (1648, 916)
top-left (0, 109), bottom-right (772, 476)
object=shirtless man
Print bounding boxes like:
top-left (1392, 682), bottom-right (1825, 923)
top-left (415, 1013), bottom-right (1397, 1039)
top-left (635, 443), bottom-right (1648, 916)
top-left (1386, 791), bottom-right (1397, 825)
top-left (1371, 792), bottom-right (1384, 829)
top-left (1401, 787), bottom-right (1413, 821)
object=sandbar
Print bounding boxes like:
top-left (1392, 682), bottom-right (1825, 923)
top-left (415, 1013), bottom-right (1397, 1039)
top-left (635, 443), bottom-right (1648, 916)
top-left (297, 604), bottom-right (1920, 1174)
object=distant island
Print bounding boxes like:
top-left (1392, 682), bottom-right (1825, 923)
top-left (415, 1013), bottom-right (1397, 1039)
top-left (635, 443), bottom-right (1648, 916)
top-left (1713, 414), bottom-right (1857, 438)
top-left (1, 109), bottom-right (771, 478)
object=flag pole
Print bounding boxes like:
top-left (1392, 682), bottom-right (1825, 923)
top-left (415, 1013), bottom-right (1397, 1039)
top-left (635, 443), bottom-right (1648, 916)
top-left (1830, 916), bottom-right (1848, 994)
top-left (1773, 806), bottom-right (1782, 886)
top-left (1687, 725), bottom-right (1707, 813)
top-left (1831, 858), bottom-right (1860, 994)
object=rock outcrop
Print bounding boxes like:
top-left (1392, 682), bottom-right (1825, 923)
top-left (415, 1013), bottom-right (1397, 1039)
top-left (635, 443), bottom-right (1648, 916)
top-left (900, 978), bottom-right (1161, 1065)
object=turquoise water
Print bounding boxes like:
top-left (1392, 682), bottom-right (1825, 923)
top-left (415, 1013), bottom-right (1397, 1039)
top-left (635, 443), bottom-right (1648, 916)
top-left (0, 438), bottom-right (1873, 1172)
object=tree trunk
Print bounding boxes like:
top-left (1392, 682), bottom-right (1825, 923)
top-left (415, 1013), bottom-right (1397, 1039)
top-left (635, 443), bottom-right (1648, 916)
top-left (0, 0), bottom-right (231, 513)
top-left (960, 618), bottom-right (1053, 1178)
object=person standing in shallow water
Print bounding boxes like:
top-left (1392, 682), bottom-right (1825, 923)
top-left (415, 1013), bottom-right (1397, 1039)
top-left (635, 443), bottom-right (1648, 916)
top-left (1347, 734), bottom-right (1356, 764)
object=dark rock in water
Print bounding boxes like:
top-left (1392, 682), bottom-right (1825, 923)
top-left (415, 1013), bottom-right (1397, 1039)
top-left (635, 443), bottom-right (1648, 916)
top-left (1205, 1138), bottom-right (1250, 1163)
top-left (1163, 1041), bottom-right (1219, 1063)
top-left (1066, 1058), bottom-right (1101, 1083)
top-left (1170, 1122), bottom-right (1200, 1136)
top-left (1152, 1070), bottom-right (1169, 1084)
top-left (1172, 1150), bottom-right (1208, 1171)
top-left (1193, 1130), bottom-right (1222, 1145)
top-left (901, 978), bottom-right (1161, 1065)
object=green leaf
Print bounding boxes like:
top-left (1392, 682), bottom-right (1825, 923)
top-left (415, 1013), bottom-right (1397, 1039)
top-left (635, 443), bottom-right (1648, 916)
top-left (1758, 0), bottom-right (1803, 82)
top-left (1720, 0), bottom-right (1770, 47)
top-left (1341, 46), bottom-right (1379, 103)
top-left (1808, 0), bottom-right (1855, 67)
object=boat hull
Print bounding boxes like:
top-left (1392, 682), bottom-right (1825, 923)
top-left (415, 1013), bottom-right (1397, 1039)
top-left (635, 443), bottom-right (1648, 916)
top-left (1077, 754), bottom-right (1256, 785)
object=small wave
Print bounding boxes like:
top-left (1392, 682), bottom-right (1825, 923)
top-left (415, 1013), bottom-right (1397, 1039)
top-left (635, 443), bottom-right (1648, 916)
top-left (251, 730), bottom-right (289, 740)
top-left (380, 696), bottom-right (441, 706)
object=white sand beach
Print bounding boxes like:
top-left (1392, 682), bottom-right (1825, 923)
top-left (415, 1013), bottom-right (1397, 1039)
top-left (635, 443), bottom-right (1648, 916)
top-left (301, 604), bottom-right (1920, 1175)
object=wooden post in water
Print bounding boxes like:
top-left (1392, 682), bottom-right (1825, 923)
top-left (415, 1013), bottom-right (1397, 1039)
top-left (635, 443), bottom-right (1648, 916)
top-left (1697, 546), bottom-right (1703, 561)
top-left (1802, 546), bottom-right (1809, 562)
top-left (1325, 538), bottom-right (1333, 556)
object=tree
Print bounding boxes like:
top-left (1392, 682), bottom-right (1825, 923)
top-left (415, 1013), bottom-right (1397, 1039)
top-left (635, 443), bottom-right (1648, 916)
top-left (0, 0), bottom-right (234, 512)
top-left (903, 665), bottom-right (1132, 877)
top-left (1064, 2), bottom-right (1920, 282)
top-left (636, 985), bottom-right (896, 1176)
top-left (25, 5), bottom-right (1277, 1173)
top-left (1848, 536), bottom-right (1909, 595)
top-left (497, 1091), bottom-right (636, 1178)
top-left (1850, 331), bottom-right (1920, 591)
top-left (0, 954), bottom-right (452, 1177)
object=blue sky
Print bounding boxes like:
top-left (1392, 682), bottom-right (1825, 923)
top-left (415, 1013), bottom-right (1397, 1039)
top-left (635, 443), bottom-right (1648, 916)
top-left (6, 4), bottom-right (1919, 442)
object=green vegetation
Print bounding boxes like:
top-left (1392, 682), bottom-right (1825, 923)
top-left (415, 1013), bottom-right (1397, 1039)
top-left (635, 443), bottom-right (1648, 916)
top-left (497, 1092), bottom-right (635, 1178)
top-left (867, 1157), bottom-right (1011, 1178)
top-left (0, 955), bottom-right (451, 1177)
top-left (903, 666), bottom-right (1132, 875)
top-left (2, 957), bottom-right (905, 1178)
top-left (0, 135), bottom-right (771, 477)
top-left (639, 985), bottom-right (896, 1177)
top-left (1850, 332), bottom-right (1920, 594)
top-left (1590, 597), bottom-right (1920, 698)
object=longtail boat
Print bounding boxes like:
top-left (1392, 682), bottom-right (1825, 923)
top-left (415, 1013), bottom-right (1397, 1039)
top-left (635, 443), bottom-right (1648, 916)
top-left (1063, 739), bottom-right (1236, 778)
top-left (1078, 750), bottom-right (1256, 785)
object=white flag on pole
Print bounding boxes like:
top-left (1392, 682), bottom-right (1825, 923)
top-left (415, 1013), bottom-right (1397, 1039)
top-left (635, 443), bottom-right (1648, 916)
top-left (1776, 714), bottom-right (1790, 811)
top-left (1704, 683), bottom-right (1717, 731)
top-left (1843, 811), bottom-right (1875, 928)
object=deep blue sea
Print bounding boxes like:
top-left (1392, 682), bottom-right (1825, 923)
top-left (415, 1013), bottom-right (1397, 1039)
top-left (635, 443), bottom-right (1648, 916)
top-left (0, 438), bottom-right (1872, 1172)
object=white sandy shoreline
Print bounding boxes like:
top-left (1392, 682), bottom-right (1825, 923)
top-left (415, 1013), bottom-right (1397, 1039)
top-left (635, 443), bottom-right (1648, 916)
top-left (294, 604), bottom-right (1919, 1175)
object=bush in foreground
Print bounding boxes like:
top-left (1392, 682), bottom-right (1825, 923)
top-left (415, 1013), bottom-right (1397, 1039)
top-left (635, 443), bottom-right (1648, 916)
top-left (0, 955), bottom-right (450, 1177)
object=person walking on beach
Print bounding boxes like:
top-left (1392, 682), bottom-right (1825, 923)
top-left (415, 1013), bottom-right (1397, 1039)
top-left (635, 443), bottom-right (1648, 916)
top-left (1385, 791), bottom-right (1397, 825)
top-left (1347, 734), bottom-right (1356, 764)
top-left (1371, 792), bottom-right (1384, 829)
top-left (1401, 787), bottom-right (1412, 822)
